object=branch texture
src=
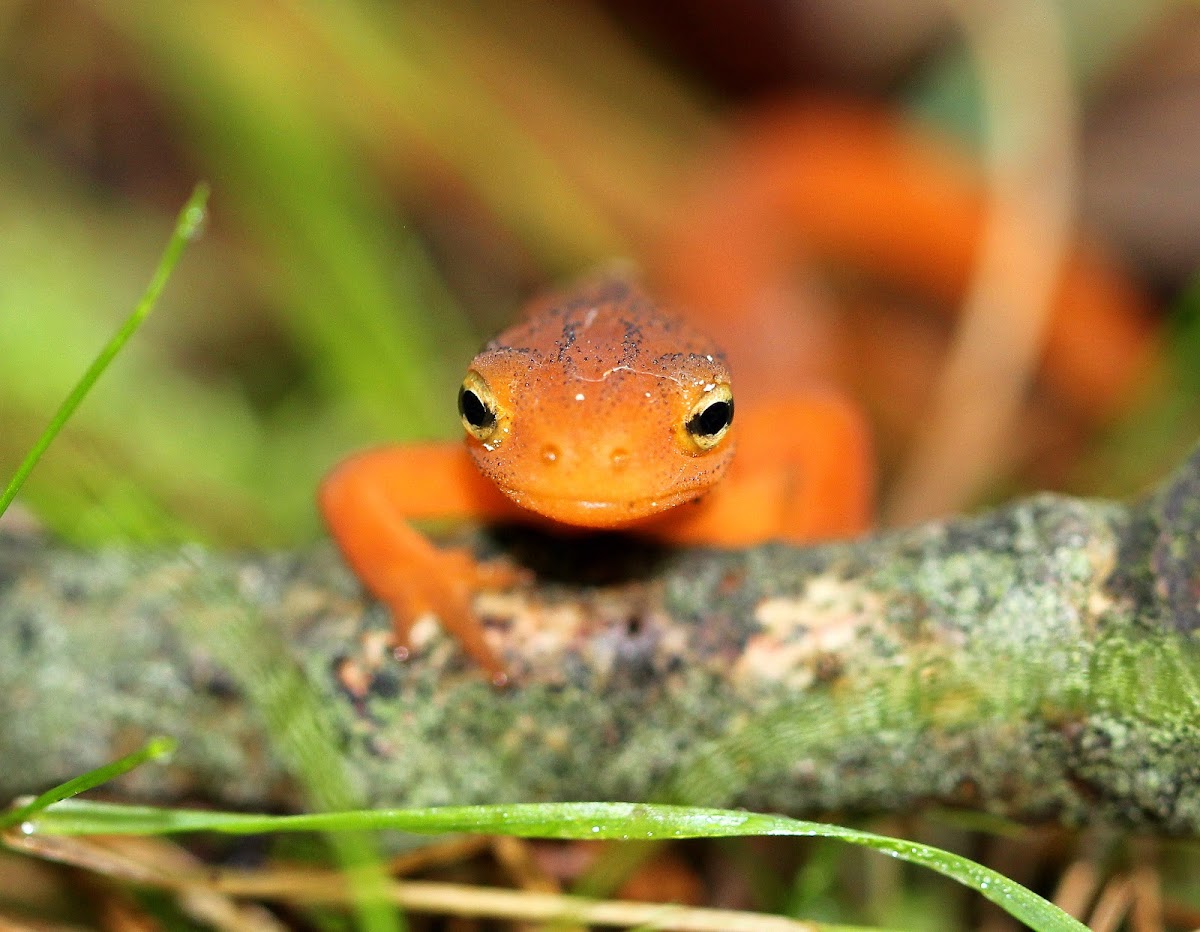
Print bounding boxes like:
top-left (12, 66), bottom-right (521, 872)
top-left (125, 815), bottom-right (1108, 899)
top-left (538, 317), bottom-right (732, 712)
top-left (4, 446), bottom-right (1200, 833)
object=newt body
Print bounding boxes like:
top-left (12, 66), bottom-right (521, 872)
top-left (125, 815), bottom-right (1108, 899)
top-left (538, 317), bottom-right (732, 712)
top-left (320, 279), bottom-right (871, 679)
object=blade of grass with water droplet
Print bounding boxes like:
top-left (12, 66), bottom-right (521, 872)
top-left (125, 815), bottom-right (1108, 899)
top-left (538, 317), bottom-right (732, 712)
top-left (22, 798), bottom-right (1086, 931)
top-left (0, 738), bottom-right (176, 832)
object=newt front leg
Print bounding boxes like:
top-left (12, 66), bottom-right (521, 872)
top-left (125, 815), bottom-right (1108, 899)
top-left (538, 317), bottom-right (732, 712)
top-left (319, 443), bottom-right (526, 682)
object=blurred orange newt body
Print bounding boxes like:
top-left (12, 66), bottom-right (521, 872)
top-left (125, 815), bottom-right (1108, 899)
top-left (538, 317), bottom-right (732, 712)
top-left (320, 278), bottom-right (872, 680)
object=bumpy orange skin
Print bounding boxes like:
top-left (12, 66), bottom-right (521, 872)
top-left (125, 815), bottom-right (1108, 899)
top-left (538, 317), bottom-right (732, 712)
top-left (320, 279), bottom-right (872, 679)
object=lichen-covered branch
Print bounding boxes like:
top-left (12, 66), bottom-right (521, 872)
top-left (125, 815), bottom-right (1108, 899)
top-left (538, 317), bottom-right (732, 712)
top-left (5, 445), bottom-right (1200, 833)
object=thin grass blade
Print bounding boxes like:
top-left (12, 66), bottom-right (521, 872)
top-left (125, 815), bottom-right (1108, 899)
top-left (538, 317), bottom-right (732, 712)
top-left (0, 738), bottom-right (176, 831)
top-left (22, 799), bottom-right (1084, 931)
top-left (0, 183), bottom-right (209, 520)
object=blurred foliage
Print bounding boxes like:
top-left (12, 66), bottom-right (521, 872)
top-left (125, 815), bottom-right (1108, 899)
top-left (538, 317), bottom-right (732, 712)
top-left (2, 0), bottom-right (1196, 545)
top-left (0, 0), bottom-right (718, 545)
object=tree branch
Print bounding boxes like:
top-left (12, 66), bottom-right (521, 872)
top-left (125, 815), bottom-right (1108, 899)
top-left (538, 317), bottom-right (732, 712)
top-left (5, 445), bottom-right (1200, 833)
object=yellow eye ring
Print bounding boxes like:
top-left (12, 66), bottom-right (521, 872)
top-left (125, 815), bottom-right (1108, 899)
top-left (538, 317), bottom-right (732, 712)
top-left (458, 370), bottom-right (502, 444)
top-left (684, 383), bottom-right (734, 452)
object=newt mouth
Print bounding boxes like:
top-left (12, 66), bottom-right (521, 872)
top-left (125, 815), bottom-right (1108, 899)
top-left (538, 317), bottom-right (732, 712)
top-left (494, 483), bottom-right (704, 527)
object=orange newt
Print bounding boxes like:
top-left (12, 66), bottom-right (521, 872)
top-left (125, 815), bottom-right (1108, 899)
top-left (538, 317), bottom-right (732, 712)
top-left (320, 278), bottom-right (871, 681)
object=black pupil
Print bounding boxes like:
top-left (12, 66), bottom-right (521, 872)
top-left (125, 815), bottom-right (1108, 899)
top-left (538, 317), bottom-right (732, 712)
top-left (689, 399), bottom-right (733, 437)
top-left (458, 387), bottom-right (495, 430)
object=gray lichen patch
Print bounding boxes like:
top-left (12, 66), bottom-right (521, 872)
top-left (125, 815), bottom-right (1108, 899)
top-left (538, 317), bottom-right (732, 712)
top-left (733, 577), bottom-right (886, 691)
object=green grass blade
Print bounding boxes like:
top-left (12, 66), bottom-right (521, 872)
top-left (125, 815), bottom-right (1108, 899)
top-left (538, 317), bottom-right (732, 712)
top-left (23, 799), bottom-right (1085, 931)
top-left (0, 183), bottom-right (209, 521)
top-left (0, 738), bottom-right (176, 831)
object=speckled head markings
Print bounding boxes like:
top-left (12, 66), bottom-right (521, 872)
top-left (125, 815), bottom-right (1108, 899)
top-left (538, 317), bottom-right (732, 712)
top-left (455, 278), bottom-right (737, 527)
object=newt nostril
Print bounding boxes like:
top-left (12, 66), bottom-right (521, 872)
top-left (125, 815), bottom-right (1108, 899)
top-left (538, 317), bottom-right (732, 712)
top-left (610, 447), bottom-right (630, 472)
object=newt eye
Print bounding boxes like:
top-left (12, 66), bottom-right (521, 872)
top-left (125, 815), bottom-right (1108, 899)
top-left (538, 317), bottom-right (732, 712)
top-left (458, 371), bottom-right (501, 443)
top-left (685, 384), bottom-right (734, 451)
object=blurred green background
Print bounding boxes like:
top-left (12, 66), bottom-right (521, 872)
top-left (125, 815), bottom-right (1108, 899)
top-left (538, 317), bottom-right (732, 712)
top-left (1, 0), bottom-right (717, 546)
top-left (4, 0), bottom-right (1199, 548)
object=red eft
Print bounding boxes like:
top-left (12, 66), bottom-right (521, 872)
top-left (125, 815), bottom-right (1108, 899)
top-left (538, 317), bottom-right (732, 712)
top-left (320, 278), bottom-right (872, 682)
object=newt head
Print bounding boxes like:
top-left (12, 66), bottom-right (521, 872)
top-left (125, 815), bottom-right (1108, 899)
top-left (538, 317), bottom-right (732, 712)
top-left (457, 280), bottom-right (736, 528)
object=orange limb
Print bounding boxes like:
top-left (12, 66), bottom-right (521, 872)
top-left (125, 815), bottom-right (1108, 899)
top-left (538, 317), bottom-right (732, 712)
top-left (319, 443), bottom-right (526, 681)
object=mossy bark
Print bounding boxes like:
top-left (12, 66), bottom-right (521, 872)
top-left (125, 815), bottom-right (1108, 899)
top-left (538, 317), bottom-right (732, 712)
top-left (4, 446), bottom-right (1200, 833)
